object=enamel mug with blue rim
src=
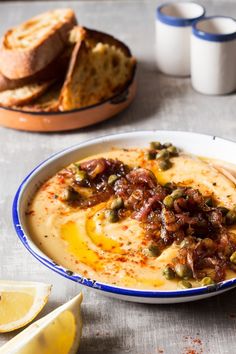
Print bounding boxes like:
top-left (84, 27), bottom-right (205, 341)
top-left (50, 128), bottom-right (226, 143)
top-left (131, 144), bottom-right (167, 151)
top-left (191, 16), bottom-right (236, 95)
top-left (155, 2), bottom-right (205, 76)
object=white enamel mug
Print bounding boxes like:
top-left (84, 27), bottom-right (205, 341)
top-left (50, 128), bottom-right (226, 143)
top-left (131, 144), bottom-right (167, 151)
top-left (155, 2), bottom-right (205, 76)
top-left (191, 16), bottom-right (236, 95)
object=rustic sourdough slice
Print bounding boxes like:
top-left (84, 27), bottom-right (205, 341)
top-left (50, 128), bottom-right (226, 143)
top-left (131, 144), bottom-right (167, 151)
top-left (0, 46), bottom-right (73, 93)
top-left (0, 44), bottom-right (73, 93)
top-left (0, 8), bottom-right (77, 79)
top-left (17, 82), bottom-right (62, 112)
top-left (60, 27), bottom-right (136, 110)
top-left (0, 81), bottom-right (54, 107)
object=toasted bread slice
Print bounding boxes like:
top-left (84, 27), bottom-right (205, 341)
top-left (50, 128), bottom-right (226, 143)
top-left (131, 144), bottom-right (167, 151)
top-left (60, 27), bottom-right (136, 110)
top-left (0, 8), bottom-right (77, 79)
top-left (0, 44), bottom-right (73, 93)
top-left (0, 81), bottom-right (54, 107)
top-left (17, 82), bottom-right (62, 112)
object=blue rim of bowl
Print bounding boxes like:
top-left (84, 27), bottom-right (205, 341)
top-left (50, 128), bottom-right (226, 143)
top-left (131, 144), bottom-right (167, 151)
top-left (12, 130), bottom-right (236, 299)
top-left (192, 16), bottom-right (236, 42)
top-left (156, 2), bottom-right (205, 27)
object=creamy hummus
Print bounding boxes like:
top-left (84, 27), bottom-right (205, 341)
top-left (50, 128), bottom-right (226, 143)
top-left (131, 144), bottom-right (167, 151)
top-left (26, 148), bottom-right (236, 290)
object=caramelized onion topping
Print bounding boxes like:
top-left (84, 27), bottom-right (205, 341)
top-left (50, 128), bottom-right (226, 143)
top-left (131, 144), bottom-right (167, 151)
top-left (61, 157), bottom-right (236, 282)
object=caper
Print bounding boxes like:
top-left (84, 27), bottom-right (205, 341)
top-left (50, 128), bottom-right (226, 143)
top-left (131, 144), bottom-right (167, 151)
top-left (218, 206), bottom-right (229, 216)
top-left (175, 264), bottom-right (192, 279)
top-left (148, 244), bottom-right (161, 257)
top-left (150, 141), bottom-right (162, 150)
top-left (171, 189), bottom-right (184, 200)
top-left (147, 150), bottom-right (156, 160)
top-left (108, 174), bottom-right (118, 185)
top-left (156, 149), bottom-right (169, 160)
top-left (106, 209), bottom-right (119, 223)
top-left (163, 195), bottom-right (174, 209)
top-left (75, 170), bottom-right (87, 183)
top-left (159, 159), bottom-right (172, 171)
top-left (205, 197), bottom-right (213, 207)
top-left (61, 187), bottom-right (79, 202)
top-left (230, 251), bottom-right (236, 264)
top-left (201, 277), bottom-right (214, 286)
top-left (111, 197), bottom-right (124, 210)
top-left (178, 280), bottom-right (192, 289)
top-left (163, 142), bottom-right (172, 148)
top-left (167, 146), bottom-right (178, 157)
top-left (162, 266), bottom-right (175, 280)
top-left (226, 210), bottom-right (236, 225)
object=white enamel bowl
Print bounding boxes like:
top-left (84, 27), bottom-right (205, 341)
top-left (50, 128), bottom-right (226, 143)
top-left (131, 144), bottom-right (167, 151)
top-left (13, 131), bottom-right (236, 303)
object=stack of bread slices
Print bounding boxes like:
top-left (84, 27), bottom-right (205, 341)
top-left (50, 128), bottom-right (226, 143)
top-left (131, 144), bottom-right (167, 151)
top-left (0, 8), bottom-right (136, 112)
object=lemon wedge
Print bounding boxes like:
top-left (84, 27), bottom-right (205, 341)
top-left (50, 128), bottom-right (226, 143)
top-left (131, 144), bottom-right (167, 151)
top-left (0, 293), bottom-right (83, 354)
top-left (0, 280), bottom-right (51, 333)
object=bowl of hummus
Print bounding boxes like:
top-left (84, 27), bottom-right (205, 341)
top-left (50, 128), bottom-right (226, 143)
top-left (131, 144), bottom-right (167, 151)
top-left (13, 131), bottom-right (236, 303)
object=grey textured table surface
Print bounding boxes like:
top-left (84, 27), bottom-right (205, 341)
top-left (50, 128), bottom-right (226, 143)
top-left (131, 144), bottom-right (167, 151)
top-left (0, 1), bottom-right (236, 353)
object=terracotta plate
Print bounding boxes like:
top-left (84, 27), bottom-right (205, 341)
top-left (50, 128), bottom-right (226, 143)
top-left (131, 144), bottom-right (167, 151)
top-left (0, 74), bottom-right (136, 132)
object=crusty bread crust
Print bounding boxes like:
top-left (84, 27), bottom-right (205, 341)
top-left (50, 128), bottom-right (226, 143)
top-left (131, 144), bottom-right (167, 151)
top-left (0, 81), bottom-right (54, 107)
top-left (59, 26), bottom-right (136, 111)
top-left (0, 45), bottom-right (72, 92)
top-left (0, 9), bottom-right (77, 79)
top-left (69, 26), bottom-right (132, 57)
top-left (59, 40), bottom-right (86, 110)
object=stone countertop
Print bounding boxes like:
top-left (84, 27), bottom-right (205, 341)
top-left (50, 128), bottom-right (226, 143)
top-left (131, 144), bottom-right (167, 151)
top-left (0, 1), bottom-right (235, 353)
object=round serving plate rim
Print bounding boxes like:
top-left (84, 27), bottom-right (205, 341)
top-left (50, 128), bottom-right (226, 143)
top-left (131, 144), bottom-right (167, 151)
top-left (12, 130), bottom-right (236, 300)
